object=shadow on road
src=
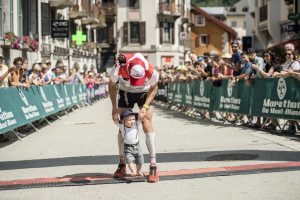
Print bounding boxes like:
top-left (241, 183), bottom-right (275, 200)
top-left (0, 150), bottom-right (299, 171)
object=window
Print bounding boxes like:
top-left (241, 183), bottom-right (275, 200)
top-left (0, 0), bottom-right (2, 37)
top-left (199, 34), bottom-right (208, 46)
top-left (195, 15), bottom-right (205, 26)
top-left (229, 7), bottom-right (236, 12)
top-left (159, 22), bottom-right (174, 44)
top-left (129, 0), bottom-right (139, 9)
top-left (130, 22), bottom-right (140, 43)
top-left (231, 21), bottom-right (237, 28)
top-left (97, 27), bottom-right (108, 43)
top-left (123, 21), bottom-right (145, 45)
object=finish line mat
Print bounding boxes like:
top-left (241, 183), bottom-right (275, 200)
top-left (1, 162), bottom-right (300, 190)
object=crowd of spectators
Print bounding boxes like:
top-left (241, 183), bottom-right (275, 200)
top-left (156, 41), bottom-right (300, 135)
top-left (0, 55), bottom-right (109, 142)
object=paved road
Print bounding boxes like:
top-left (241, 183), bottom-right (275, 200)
top-left (0, 99), bottom-right (300, 199)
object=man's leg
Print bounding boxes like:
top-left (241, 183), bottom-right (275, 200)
top-left (113, 107), bottom-right (128, 177)
top-left (141, 106), bottom-right (159, 183)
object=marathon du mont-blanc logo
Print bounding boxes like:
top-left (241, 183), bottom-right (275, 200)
top-left (277, 78), bottom-right (286, 100)
top-left (18, 89), bottom-right (40, 120)
top-left (54, 86), bottom-right (65, 109)
top-left (54, 87), bottom-right (61, 99)
top-left (200, 81), bottom-right (204, 97)
top-left (227, 82), bottom-right (233, 97)
top-left (0, 106), bottom-right (17, 129)
top-left (40, 87), bottom-right (54, 113)
top-left (64, 85), bottom-right (71, 106)
top-left (19, 89), bottom-right (29, 106)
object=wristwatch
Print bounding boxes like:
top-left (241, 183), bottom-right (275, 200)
top-left (143, 104), bottom-right (150, 111)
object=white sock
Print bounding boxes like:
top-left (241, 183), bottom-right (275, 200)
top-left (118, 130), bottom-right (125, 162)
top-left (145, 132), bottom-right (156, 164)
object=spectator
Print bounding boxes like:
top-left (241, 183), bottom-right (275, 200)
top-left (274, 50), bottom-right (300, 78)
top-left (29, 64), bottom-right (43, 86)
top-left (231, 41), bottom-right (243, 77)
top-left (252, 51), bottom-right (281, 78)
top-left (0, 54), bottom-right (15, 88)
top-left (9, 57), bottom-right (29, 88)
top-left (86, 71), bottom-right (95, 105)
top-left (41, 63), bottom-right (52, 85)
top-left (247, 48), bottom-right (264, 78)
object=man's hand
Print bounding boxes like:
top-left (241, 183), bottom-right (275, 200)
top-left (139, 107), bottom-right (147, 120)
top-left (8, 66), bottom-right (16, 73)
top-left (112, 107), bottom-right (119, 123)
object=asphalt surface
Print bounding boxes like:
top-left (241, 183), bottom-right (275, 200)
top-left (0, 98), bottom-right (300, 199)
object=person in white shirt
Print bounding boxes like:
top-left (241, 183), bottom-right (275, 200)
top-left (116, 109), bottom-right (144, 177)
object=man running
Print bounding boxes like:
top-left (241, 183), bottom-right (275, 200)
top-left (109, 53), bottom-right (159, 183)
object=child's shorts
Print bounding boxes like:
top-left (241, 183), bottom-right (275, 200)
top-left (124, 143), bottom-right (144, 165)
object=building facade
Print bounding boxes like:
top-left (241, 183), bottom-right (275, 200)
top-left (0, 0), bottom-right (106, 73)
top-left (249, 0), bottom-right (300, 51)
top-left (115, 0), bottom-right (191, 69)
top-left (190, 4), bottom-right (237, 56)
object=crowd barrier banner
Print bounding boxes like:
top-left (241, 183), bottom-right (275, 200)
top-left (0, 84), bottom-right (87, 135)
top-left (250, 77), bottom-right (300, 120)
top-left (167, 77), bottom-right (300, 120)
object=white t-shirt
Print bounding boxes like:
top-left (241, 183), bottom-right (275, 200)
top-left (110, 65), bottom-right (159, 93)
top-left (282, 60), bottom-right (300, 71)
top-left (118, 122), bottom-right (140, 145)
top-left (0, 65), bottom-right (10, 87)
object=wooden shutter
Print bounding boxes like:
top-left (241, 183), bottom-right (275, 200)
top-left (108, 23), bottom-right (114, 44)
top-left (30, 0), bottom-right (38, 37)
top-left (82, 0), bottom-right (90, 12)
top-left (139, 21), bottom-right (146, 45)
top-left (41, 3), bottom-right (51, 36)
top-left (159, 22), bottom-right (163, 44)
top-left (123, 22), bottom-right (128, 46)
top-left (171, 23), bottom-right (175, 44)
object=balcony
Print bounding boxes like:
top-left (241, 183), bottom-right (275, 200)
top-left (49, 0), bottom-right (74, 9)
top-left (259, 5), bottom-right (268, 22)
top-left (102, 2), bottom-right (116, 16)
top-left (69, 4), bottom-right (88, 19)
top-left (158, 2), bottom-right (182, 18)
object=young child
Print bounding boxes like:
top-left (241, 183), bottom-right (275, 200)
top-left (117, 109), bottom-right (144, 176)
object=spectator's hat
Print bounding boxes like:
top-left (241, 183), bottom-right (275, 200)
top-left (221, 53), bottom-right (232, 59)
top-left (247, 48), bottom-right (256, 54)
top-left (197, 56), bottom-right (204, 62)
top-left (203, 52), bottom-right (211, 58)
top-left (88, 72), bottom-right (93, 76)
top-left (45, 60), bottom-right (51, 64)
top-left (0, 53), bottom-right (4, 59)
top-left (231, 40), bottom-right (239, 47)
top-left (35, 60), bottom-right (43, 65)
top-left (33, 64), bottom-right (42, 71)
top-left (120, 109), bottom-right (139, 121)
top-left (128, 59), bottom-right (147, 87)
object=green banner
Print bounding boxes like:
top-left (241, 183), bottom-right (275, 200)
top-left (192, 80), bottom-right (212, 110)
top-left (167, 78), bottom-right (300, 120)
top-left (251, 77), bottom-right (300, 120)
top-left (0, 84), bottom-right (87, 134)
top-left (212, 80), bottom-right (251, 114)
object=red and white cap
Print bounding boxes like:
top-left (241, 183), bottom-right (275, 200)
top-left (128, 58), bottom-right (146, 87)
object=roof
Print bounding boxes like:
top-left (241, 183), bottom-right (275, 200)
top-left (191, 4), bottom-right (237, 37)
top-left (201, 7), bottom-right (226, 16)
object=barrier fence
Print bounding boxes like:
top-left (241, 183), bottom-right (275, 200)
top-left (167, 77), bottom-right (300, 121)
top-left (0, 84), bottom-right (87, 135)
